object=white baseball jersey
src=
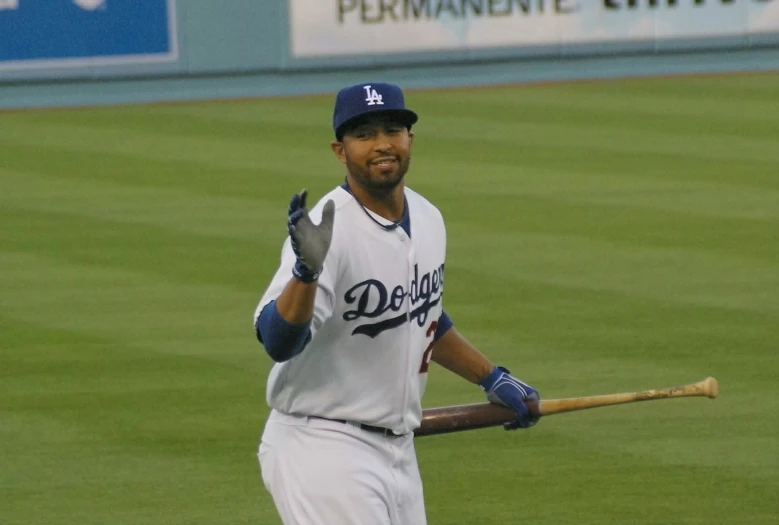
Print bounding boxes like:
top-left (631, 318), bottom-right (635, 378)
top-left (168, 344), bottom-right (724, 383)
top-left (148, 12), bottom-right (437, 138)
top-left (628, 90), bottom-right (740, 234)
top-left (254, 185), bottom-right (446, 435)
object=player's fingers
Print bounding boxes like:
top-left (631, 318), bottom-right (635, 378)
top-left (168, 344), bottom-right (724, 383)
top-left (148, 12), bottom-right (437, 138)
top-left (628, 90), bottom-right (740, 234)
top-left (288, 189), bottom-right (308, 216)
top-left (288, 208), bottom-right (305, 227)
top-left (298, 189), bottom-right (308, 210)
top-left (503, 420), bottom-right (522, 431)
top-left (505, 416), bottom-right (534, 430)
top-left (511, 401), bottom-right (533, 430)
top-left (526, 399), bottom-right (541, 419)
top-left (320, 199), bottom-right (336, 229)
top-left (288, 195), bottom-right (300, 216)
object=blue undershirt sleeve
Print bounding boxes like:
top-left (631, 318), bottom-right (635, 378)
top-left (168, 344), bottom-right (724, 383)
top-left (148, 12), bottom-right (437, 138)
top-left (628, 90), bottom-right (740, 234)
top-left (255, 300), bottom-right (313, 363)
top-left (434, 310), bottom-right (454, 341)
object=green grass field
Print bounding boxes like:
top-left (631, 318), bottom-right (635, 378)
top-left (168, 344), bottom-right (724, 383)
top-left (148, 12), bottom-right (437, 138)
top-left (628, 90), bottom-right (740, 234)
top-left (2, 73), bottom-right (778, 524)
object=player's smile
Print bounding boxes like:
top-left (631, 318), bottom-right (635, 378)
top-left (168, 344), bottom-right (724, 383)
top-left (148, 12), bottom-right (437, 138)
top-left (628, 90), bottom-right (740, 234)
top-left (364, 151), bottom-right (405, 184)
top-left (369, 156), bottom-right (400, 177)
top-left (371, 156), bottom-right (397, 167)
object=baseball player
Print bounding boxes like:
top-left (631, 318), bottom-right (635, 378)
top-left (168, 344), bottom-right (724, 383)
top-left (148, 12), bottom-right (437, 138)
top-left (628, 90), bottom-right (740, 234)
top-left (254, 82), bottom-right (540, 525)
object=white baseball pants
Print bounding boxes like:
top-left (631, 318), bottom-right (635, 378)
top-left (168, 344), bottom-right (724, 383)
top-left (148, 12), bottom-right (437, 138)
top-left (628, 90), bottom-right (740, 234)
top-left (258, 410), bottom-right (427, 525)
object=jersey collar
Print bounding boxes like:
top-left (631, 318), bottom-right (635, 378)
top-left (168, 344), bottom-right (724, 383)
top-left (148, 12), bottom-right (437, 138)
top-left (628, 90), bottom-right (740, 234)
top-left (340, 180), bottom-right (411, 238)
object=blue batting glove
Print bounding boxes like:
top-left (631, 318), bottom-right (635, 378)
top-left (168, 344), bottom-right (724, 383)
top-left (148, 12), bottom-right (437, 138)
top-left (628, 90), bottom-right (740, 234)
top-left (478, 366), bottom-right (541, 430)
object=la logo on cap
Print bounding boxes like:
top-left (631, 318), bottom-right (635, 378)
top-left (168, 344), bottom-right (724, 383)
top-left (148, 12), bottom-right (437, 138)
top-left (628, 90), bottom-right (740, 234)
top-left (363, 85), bottom-right (384, 106)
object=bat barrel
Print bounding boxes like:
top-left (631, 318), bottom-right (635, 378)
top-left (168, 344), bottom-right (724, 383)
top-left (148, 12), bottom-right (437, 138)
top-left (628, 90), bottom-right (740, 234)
top-left (634, 376), bottom-right (719, 402)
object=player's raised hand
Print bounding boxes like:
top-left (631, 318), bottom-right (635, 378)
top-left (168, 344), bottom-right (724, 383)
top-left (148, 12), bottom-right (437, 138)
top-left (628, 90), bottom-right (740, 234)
top-left (478, 366), bottom-right (541, 430)
top-left (288, 189), bottom-right (335, 283)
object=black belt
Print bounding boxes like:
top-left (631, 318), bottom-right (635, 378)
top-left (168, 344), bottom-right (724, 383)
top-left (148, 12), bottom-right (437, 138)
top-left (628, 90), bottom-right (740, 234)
top-left (310, 416), bottom-right (402, 437)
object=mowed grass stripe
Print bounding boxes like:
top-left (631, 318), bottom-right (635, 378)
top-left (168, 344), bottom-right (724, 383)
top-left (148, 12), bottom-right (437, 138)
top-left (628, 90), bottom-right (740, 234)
top-left (2, 120), bottom-right (336, 179)
top-left (418, 114), bottom-right (779, 164)
top-left (420, 83), bottom-right (779, 125)
top-left (442, 192), bottom-right (779, 260)
top-left (418, 72), bottom-right (779, 105)
top-left (419, 163), bottom-right (779, 222)
top-left (440, 265), bottom-right (778, 359)
top-left (413, 138), bottom-right (779, 191)
top-left (459, 230), bottom-right (778, 312)
top-left (2, 144), bottom-right (280, 198)
top-left (1, 98), bottom-right (332, 143)
top-left (0, 198), bottom-right (281, 290)
top-left (0, 168), bottom-right (286, 244)
top-left (0, 250), bottom-right (263, 351)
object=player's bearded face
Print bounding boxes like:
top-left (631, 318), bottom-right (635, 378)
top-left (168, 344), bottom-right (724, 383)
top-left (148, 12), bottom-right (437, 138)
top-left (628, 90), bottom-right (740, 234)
top-left (338, 118), bottom-right (413, 193)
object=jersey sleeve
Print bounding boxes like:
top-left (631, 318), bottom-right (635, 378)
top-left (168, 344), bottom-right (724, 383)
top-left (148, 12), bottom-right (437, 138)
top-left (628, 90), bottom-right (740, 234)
top-left (434, 310), bottom-right (453, 341)
top-left (253, 236), bottom-right (337, 341)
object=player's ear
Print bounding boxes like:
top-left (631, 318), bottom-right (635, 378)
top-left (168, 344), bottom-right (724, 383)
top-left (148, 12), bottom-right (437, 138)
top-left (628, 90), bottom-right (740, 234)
top-left (331, 140), bottom-right (347, 164)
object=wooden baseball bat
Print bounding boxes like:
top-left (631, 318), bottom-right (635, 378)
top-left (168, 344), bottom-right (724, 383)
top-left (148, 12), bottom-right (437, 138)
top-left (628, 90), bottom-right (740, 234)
top-left (414, 376), bottom-right (718, 438)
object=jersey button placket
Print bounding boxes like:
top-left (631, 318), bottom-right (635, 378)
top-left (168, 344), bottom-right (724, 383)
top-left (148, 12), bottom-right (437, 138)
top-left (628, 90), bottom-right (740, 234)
top-left (400, 233), bottom-right (415, 434)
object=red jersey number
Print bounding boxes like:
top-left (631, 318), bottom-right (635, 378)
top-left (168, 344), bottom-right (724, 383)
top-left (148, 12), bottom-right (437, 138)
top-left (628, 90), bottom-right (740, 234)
top-left (419, 320), bottom-right (438, 374)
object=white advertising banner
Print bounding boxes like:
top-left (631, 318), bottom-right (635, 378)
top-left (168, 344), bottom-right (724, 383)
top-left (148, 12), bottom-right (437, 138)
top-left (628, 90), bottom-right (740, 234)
top-left (289, 0), bottom-right (779, 57)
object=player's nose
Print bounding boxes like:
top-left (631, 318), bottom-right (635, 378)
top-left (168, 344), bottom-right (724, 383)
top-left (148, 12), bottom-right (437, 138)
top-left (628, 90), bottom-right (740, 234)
top-left (372, 132), bottom-right (393, 151)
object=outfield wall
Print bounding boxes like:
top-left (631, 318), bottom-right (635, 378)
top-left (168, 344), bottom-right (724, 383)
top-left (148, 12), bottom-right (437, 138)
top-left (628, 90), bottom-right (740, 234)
top-left (1, 0), bottom-right (778, 108)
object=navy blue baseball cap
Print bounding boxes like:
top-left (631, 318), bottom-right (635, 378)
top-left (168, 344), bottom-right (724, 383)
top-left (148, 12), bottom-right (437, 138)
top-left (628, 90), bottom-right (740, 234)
top-left (333, 82), bottom-right (418, 140)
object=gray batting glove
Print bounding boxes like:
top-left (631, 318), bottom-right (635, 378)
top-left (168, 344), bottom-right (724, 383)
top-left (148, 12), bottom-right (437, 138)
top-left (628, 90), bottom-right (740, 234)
top-left (287, 189), bottom-right (335, 283)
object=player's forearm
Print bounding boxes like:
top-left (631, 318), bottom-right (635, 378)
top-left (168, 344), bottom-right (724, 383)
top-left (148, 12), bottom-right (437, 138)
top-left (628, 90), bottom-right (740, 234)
top-left (275, 277), bottom-right (318, 324)
top-left (255, 278), bottom-right (317, 362)
top-left (431, 328), bottom-right (494, 384)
